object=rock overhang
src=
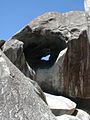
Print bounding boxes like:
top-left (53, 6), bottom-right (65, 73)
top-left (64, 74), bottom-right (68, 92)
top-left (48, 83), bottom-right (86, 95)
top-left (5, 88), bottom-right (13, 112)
top-left (12, 11), bottom-right (87, 70)
top-left (3, 11), bottom-right (90, 100)
top-left (12, 26), bottom-right (67, 70)
top-left (23, 31), bottom-right (67, 70)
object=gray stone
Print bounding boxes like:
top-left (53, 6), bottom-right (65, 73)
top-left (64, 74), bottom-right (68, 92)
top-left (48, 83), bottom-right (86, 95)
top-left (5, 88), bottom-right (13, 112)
top-left (3, 11), bottom-right (90, 99)
top-left (44, 92), bottom-right (76, 116)
top-left (84, 0), bottom-right (90, 47)
top-left (56, 110), bottom-right (90, 120)
top-left (3, 39), bottom-right (35, 80)
top-left (36, 48), bottom-right (67, 95)
top-left (56, 115), bottom-right (80, 120)
top-left (75, 109), bottom-right (90, 120)
top-left (0, 50), bottom-right (56, 120)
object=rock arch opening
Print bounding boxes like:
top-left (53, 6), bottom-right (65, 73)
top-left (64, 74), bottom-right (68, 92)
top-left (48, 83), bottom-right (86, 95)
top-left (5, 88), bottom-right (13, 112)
top-left (23, 32), bottom-right (67, 70)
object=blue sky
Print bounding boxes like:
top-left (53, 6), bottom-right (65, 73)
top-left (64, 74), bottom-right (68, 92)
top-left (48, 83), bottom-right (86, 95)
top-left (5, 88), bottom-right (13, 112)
top-left (0, 0), bottom-right (84, 40)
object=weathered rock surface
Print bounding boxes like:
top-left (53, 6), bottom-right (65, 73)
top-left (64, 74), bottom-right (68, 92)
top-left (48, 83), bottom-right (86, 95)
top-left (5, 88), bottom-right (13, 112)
top-left (0, 50), bottom-right (56, 120)
top-left (5, 11), bottom-right (90, 99)
top-left (3, 39), bottom-right (35, 80)
top-left (44, 93), bottom-right (76, 116)
top-left (2, 11), bottom-right (90, 114)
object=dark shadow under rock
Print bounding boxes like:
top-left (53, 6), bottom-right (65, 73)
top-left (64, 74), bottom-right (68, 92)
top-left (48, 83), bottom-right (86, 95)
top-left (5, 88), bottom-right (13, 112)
top-left (0, 40), bottom-right (5, 49)
top-left (23, 31), bottom-right (67, 70)
top-left (70, 98), bottom-right (90, 114)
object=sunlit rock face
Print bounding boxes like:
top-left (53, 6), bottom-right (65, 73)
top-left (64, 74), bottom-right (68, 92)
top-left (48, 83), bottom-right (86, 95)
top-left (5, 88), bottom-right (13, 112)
top-left (84, 0), bottom-right (90, 44)
top-left (3, 11), bottom-right (90, 100)
top-left (0, 50), bottom-right (57, 120)
top-left (3, 39), bottom-right (36, 80)
top-left (56, 110), bottom-right (90, 120)
top-left (44, 92), bottom-right (76, 116)
top-left (84, 0), bottom-right (90, 15)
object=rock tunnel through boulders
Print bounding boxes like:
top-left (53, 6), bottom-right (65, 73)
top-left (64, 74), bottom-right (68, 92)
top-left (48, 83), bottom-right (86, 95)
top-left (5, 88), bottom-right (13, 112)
top-left (23, 31), bottom-right (67, 70)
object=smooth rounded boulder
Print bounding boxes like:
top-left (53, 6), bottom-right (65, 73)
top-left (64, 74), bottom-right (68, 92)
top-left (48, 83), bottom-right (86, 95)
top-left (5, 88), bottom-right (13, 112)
top-left (44, 93), bottom-right (76, 116)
